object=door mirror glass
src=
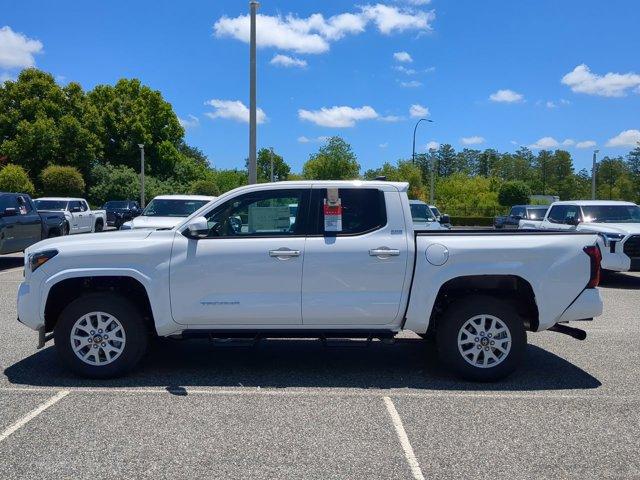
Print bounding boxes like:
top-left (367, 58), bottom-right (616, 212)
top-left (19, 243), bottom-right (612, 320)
top-left (440, 214), bottom-right (451, 224)
top-left (565, 216), bottom-right (580, 226)
top-left (185, 216), bottom-right (209, 239)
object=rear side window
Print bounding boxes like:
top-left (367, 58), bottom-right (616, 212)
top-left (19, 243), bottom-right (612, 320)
top-left (0, 195), bottom-right (17, 211)
top-left (311, 188), bottom-right (387, 235)
top-left (547, 205), bottom-right (567, 224)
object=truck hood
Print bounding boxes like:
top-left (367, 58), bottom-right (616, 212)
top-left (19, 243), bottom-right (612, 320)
top-left (578, 223), bottom-right (640, 235)
top-left (124, 216), bottom-right (183, 230)
top-left (25, 229), bottom-right (153, 255)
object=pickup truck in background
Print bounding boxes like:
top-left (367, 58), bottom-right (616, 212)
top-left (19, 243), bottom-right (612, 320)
top-left (536, 200), bottom-right (640, 272)
top-left (495, 205), bottom-right (549, 229)
top-left (17, 181), bottom-right (603, 381)
top-left (34, 198), bottom-right (106, 235)
top-left (0, 192), bottom-right (66, 254)
top-left (409, 199), bottom-right (449, 230)
top-left (103, 200), bottom-right (142, 229)
top-left (120, 195), bottom-right (215, 230)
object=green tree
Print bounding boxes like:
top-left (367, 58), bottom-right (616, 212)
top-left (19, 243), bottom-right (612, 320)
top-left (626, 145), bottom-right (640, 201)
top-left (364, 160), bottom-right (425, 199)
top-left (302, 137), bottom-right (359, 180)
top-left (597, 156), bottom-right (633, 200)
top-left (436, 173), bottom-right (501, 215)
top-left (435, 144), bottom-right (459, 177)
top-left (498, 181), bottom-right (531, 206)
top-left (0, 164), bottom-right (35, 195)
top-left (40, 165), bottom-right (85, 197)
top-left (190, 179), bottom-right (220, 196)
top-left (88, 163), bottom-right (140, 206)
top-left (214, 169), bottom-right (247, 193)
top-left (253, 148), bottom-right (290, 182)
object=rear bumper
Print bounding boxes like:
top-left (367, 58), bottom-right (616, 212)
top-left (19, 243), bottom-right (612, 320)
top-left (553, 288), bottom-right (603, 326)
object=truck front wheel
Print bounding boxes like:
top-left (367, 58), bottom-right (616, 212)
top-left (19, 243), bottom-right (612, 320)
top-left (54, 293), bottom-right (148, 378)
top-left (436, 295), bottom-right (526, 382)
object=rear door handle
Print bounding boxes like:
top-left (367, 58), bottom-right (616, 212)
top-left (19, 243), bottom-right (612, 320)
top-left (369, 248), bottom-right (400, 257)
top-left (269, 248), bottom-right (301, 258)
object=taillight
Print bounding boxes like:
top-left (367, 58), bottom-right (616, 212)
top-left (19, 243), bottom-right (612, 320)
top-left (583, 245), bottom-right (602, 288)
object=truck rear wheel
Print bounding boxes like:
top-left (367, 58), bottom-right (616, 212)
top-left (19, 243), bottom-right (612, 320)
top-left (436, 295), bottom-right (526, 382)
top-left (54, 293), bottom-right (148, 378)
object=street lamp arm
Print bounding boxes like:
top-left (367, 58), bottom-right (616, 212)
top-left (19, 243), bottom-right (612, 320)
top-left (411, 118), bottom-right (434, 163)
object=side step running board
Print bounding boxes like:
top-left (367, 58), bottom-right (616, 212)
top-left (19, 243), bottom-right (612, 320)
top-left (549, 323), bottom-right (587, 340)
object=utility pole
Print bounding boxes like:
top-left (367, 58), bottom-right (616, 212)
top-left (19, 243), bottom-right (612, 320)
top-left (270, 147), bottom-right (274, 182)
top-left (591, 149), bottom-right (599, 200)
top-left (138, 144), bottom-right (145, 208)
top-left (248, 0), bottom-right (259, 184)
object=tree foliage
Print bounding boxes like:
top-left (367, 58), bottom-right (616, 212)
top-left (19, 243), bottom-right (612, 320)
top-left (89, 163), bottom-right (140, 206)
top-left (303, 137), bottom-right (360, 180)
top-left (498, 181), bottom-right (531, 206)
top-left (190, 179), bottom-right (220, 197)
top-left (364, 160), bottom-right (425, 199)
top-left (255, 148), bottom-right (290, 182)
top-left (0, 164), bottom-right (35, 196)
top-left (40, 165), bottom-right (85, 197)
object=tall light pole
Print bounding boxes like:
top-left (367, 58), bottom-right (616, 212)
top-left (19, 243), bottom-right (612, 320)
top-left (138, 144), bottom-right (145, 208)
top-left (248, 0), bottom-right (259, 184)
top-left (412, 118), bottom-right (434, 163)
top-left (591, 149), bottom-right (599, 200)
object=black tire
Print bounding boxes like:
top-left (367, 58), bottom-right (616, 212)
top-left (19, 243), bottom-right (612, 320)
top-left (54, 292), bottom-right (148, 378)
top-left (436, 295), bottom-right (526, 382)
top-left (94, 219), bottom-right (104, 232)
top-left (62, 221), bottom-right (70, 236)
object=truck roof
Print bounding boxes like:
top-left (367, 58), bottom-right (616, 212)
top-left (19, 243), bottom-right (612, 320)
top-left (551, 200), bottom-right (637, 206)
top-left (34, 197), bottom-right (85, 202)
top-left (152, 195), bottom-right (216, 201)
top-left (225, 180), bottom-right (409, 193)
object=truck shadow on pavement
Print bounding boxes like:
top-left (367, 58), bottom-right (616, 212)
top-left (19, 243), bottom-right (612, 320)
top-left (600, 272), bottom-right (640, 290)
top-left (4, 337), bottom-right (601, 392)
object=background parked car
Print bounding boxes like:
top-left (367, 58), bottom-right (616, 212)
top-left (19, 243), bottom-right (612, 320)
top-left (103, 200), bottom-right (141, 229)
top-left (120, 195), bottom-right (215, 230)
top-left (0, 192), bottom-right (66, 254)
top-left (34, 197), bottom-right (107, 234)
top-left (428, 204), bottom-right (452, 229)
top-left (409, 200), bottom-right (449, 230)
top-left (496, 205), bottom-right (549, 229)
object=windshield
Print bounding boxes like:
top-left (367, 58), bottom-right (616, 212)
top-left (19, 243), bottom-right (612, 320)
top-left (34, 200), bottom-right (67, 211)
top-left (410, 204), bottom-right (436, 222)
top-left (429, 206), bottom-right (441, 218)
top-left (526, 207), bottom-right (548, 220)
top-left (104, 201), bottom-right (129, 209)
top-left (582, 205), bottom-right (640, 224)
top-left (142, 199), bottom-right (209, 217)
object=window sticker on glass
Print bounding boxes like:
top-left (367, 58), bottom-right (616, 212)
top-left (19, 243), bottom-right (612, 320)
top-left (324, 191), bottom-right (342, 232)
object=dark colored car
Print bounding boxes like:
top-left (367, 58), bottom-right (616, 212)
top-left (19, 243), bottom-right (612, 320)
top-left (494, 205), bottom-right (549, 229)
top-left (103, 200), bottom-right (142, 229)
top-left (0, 192), bottom-right (67, 255)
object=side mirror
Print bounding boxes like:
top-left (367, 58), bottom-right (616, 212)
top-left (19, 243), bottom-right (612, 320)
top-left (185, 216), bottom-right (209, 239)
top-left (565, 216), bottom-right (580, 226)
top-left (70, 206), bottom-right (81, 213)
top-left (440, 214), bottom-right (451, 224)
top-left (512, 214), bottom-right (522, 221)
top-left (1, 207), bottom-right (18, 217)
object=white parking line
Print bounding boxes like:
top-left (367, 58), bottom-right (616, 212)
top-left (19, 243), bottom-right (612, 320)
top-left (383, 396), bottom-right (425, 480)
top-left (0, 390), bottom-right (69, 443)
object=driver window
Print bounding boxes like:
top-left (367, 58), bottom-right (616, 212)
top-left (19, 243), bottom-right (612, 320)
top-left (204, 189), bottom-right (306, 238)
top-left (564, 206), bottom-right (579, 224)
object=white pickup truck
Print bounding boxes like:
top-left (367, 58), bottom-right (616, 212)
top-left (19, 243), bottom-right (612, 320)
top-left (17, 181), bottom-right (603, 381)
top-left (34, 197), bottom-right (107, 235)
top-left (525, 200), bottom-right (640, 272)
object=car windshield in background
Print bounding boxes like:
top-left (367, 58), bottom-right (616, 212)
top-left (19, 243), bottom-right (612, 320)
top-left (34, 200), bottom-right (67, 211)
top-left (430, 206), bottom-right (441, 218)
top-left (410, 204), bottom-right (436, 222)
top-left (582, 205), bottom-right (640, 223)
top-left (527, 208), bottom-right (548, 220)
top-left (142, 199), bottom-right (209, 217)
top-left (104, 201), bottom-right (129, 209)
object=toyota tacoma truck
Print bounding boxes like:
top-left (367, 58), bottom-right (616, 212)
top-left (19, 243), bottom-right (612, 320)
top-left (536, 200), bottom-right (640, 272)
top-left (17, 181), bottom-right (603, 381)
top-left (34, 197), bottom-right (106, 234)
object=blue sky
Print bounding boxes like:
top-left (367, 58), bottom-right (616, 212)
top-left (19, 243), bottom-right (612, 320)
top-left (1, 0), bottom-right (639, 173)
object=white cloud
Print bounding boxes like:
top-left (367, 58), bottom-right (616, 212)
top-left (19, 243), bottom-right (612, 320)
top-left (0, 26), bottom-right (43, 69)
top-left (489, 89), bottom-right (524, 103)
top-left (393, 51), bottom-right (412, 63)
top-left (379, 142), bottom-right (389, 148)
top-left (298, 135), bottom-right (328, 143)
top-left (562, 139), bottom-right (575, 146)
top-left (214, 5), bottom-right (434, 54)
top-left (403, 0), bottom-right (432, 5)
top-left (400, 80), bottom-right (422, 88)
top-left (529, 137), bottom-right (560, 149)
top-left (561, 64), bottom-right (640, 98)
top-left (379, 115), bottom-right (403, 122)
top-left (426, 141), bottom-right (439, 151)
top-left (546, 101), bottom-right (557, 109)
top-left (409, 104), bottom-right (429, 118)
top-left (298, 105), bottom-right (378, 127)
top-left (204, 99), bottom-right (267, 124)
top-left (394, 65), bottom-right (416, 75)
top-left (270, 54), bottom-right (307, 68)
top-left (576, 140), bottom-right (597, 149)
top-left (461, 136), bottom-right (485, 145)
top-left (606, 129), bottom-right (640, 148)
top-left (178, 114), bottom-right (200, 129)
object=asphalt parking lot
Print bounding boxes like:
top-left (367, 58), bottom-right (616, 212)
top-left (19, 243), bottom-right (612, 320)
top-left (0, 253), bottom-right (639, 479)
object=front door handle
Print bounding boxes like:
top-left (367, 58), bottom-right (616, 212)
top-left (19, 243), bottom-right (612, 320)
top-left (369, 247), bottom-right (400, 257)
top-left (269, 248), bottom-right (301, 258)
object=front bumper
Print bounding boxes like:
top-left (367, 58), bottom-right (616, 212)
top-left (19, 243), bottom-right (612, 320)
top-left (17, 281), bottom-right (43, 332)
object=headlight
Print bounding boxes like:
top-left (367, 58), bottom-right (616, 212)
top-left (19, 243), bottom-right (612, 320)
top-left (29, 249), bottom-right (58, 272)
top-left (599, 232), bottom-right (625, 247)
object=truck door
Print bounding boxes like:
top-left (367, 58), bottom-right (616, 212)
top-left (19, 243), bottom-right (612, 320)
top-left (16, 195), bottom-right (42, 249)
top-left (170, 188), bottom-right (309, 326)
top-left (0, 195), bottom-right (21, 254)
top-left (302, 187), bottom-right (409, 326)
